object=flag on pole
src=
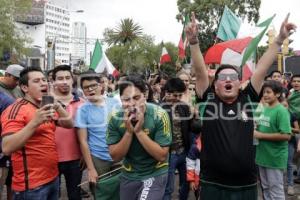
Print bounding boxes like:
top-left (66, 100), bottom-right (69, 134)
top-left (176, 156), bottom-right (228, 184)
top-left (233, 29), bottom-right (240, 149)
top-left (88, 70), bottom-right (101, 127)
top-left (216, 6), bottom-right (241, 41)
top-left (178, 14), bottom-right (190, 59)
top-left (214, 6), bottom-right (275, 80)
top-left (90, 39), bottom-right (119, 77)
top-left (160, 47), bottom-right (171, 64)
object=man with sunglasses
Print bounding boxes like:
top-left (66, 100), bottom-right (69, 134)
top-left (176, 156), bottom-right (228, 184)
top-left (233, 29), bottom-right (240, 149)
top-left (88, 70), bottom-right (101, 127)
top-left (75, 72), bottom-right (120, 197)
top-left (186, 12), bottom-right (296, 199)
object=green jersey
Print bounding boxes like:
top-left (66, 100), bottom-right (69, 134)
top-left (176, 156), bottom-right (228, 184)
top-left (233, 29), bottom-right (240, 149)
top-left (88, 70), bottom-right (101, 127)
top-left (106, 103), bottom-right (172, 180)
top-left (255, 104), bottom-right (291, 169)
top-left (288, 90), bottom-right (300, 122)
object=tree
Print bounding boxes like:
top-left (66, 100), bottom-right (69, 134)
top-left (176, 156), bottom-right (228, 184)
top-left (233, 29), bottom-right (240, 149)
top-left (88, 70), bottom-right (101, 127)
top-left (103, 18), bottom-right (143, 46)
top-left (177, 0), bottom-right (261, 52)
top-left (0, 0), bottom-right (32, 66)
top-left (105, 36), bottom-right (178, 76)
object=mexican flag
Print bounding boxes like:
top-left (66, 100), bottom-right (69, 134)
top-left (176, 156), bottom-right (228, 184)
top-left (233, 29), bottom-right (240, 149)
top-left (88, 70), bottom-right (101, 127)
top-left (178, 14), bottom-right (190, 59)
top-left (205, 37), bottom-right (255, 81)
top-left (160, 47), bottom-right (171, 64)
top-left (90, 39), bottom-right (119, 77)
top-left (212, 6), bottom-right (275, 80)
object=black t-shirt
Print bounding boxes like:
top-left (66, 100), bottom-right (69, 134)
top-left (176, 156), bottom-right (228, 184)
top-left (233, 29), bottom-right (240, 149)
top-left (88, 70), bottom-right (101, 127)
top-left (199, 82), bottom-right (260, 187)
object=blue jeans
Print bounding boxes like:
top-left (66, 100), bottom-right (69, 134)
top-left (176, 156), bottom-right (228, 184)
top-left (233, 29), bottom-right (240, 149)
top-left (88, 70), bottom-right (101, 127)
top-left (58, 159), bottom-right (82, 200)
top-left (287, 142), bottom-right (295, 186)
top-left (13, 176), bottom-right (59, 200)
top-left (163, 152), bottom-right (189, 200)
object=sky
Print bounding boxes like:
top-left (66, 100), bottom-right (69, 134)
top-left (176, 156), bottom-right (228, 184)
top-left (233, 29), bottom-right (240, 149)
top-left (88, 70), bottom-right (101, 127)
top-left (54, 0), bottom-right (300, 50)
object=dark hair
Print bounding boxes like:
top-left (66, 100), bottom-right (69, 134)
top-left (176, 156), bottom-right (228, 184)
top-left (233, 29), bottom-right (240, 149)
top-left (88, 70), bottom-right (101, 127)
top-left (214, 65), bottom-right (241, 80)
top-left (270, 70), bottom-right (282, 77)
top-left (163, 78), bottom-right (186, 93)
top-left (119, 75), bottom-right (146, 96)
top-left (262, 80), bottom-right (283, 99)
top-left (19, 66), bottom-right (43, 86)
top-left (145, 82), bottom-right (155, 103)
top-left (291, 74), bottom-right (300, 82)
top-left (52, 65), bottom-right (72, 80)
top-left (80, 72), bottom-right (102, 88)
top-left (46, 69), bottom-right (53, 77)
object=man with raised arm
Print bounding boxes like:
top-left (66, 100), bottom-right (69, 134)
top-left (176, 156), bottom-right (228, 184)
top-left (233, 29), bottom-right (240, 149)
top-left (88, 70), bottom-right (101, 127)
top-left (185, 12), bottom-right (296, 199)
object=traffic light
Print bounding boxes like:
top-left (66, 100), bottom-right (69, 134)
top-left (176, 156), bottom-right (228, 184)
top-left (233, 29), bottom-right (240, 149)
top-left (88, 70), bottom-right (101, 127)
top-left (282, 38), bottom-right (293, 55)
top-left (266, 28), bottom-right (276, 47)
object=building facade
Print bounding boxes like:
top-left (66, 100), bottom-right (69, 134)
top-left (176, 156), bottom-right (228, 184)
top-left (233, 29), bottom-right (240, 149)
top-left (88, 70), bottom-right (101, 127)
top-left (15, 0), bottom-right (71, 70)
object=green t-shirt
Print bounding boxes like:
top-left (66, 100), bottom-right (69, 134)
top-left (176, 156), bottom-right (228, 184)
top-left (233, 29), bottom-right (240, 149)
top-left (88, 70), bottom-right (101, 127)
top-left (288, 90), bottom-right (300, 122)
top-left (255, 104), bottom-right (291, 169)
top-left (106, 103), bottom-right (172, 180)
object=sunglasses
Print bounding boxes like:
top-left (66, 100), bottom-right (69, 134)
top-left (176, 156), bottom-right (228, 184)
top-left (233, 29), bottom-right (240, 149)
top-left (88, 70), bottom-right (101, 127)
top-left (217, 73), bottom-right (239, 81)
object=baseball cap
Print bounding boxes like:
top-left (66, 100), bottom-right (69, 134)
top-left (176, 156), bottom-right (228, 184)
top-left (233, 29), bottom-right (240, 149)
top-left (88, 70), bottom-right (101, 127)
top-left (6, 64), bottom-right (24, 78)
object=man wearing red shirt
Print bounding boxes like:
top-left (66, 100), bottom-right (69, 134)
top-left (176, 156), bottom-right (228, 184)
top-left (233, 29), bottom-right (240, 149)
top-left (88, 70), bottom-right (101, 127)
top-left (1, 67), bottom-right (73, 200)
top-left (52, 65), bottom-right (85, 200)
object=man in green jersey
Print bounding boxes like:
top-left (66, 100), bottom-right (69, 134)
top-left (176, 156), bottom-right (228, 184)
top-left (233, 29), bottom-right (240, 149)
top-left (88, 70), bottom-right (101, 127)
top-left (106, 75), bottom-right (172, 200)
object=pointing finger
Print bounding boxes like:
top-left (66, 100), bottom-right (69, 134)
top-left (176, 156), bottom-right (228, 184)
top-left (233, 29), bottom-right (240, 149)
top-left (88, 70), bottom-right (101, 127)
top-left (191, 12), bottom-right (196, 24)
top-left (284, 13), bottom-right (290, 23)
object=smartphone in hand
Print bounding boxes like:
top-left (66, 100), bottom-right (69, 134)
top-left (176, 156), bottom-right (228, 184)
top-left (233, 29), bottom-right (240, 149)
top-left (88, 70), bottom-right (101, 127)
top-left (40, 95), bottom-right (54, 108)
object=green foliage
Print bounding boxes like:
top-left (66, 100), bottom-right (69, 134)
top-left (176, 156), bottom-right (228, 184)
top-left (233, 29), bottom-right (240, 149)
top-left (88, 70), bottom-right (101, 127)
top-left (0, 0), bottom-right (32, 65)
top-left (177, 0), bottom-right (261, 52)
top-left (103, 19), bottom-right (178, 76)
top-left (257, 45), bottom-right (268, 61)
top-left (103, 18), bottom-right (143, 46)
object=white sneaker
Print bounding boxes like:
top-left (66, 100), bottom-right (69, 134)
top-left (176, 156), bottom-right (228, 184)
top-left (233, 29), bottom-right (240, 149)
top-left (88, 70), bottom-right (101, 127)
top-left (288, 186), bottom-right (295, 196)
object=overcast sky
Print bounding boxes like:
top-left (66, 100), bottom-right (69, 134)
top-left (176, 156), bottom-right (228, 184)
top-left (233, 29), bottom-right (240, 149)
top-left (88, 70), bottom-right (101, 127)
top-left (54, 0), bottom-right (300, 50)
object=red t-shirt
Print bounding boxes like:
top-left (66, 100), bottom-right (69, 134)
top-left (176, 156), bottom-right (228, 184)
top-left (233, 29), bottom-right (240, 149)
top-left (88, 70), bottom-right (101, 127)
top-left (55, 97), bottom-right (84, 162)
top-left (1, 99), bottom-right (58, 191)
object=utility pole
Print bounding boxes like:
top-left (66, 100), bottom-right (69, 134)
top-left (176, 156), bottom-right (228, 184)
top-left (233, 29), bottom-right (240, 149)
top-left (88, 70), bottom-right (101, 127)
top-left (46, 39), bottom-right (55, 71)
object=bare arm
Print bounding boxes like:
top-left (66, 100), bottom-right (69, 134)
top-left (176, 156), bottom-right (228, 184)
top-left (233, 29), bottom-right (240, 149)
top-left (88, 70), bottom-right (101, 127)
top-left (254, 130), bottom-right (291, 141)
top-left (109, 131), bottom-right (134, 162)
top-left (186, 12), bottom-right (209, 98)
top-left (55, 103), bottom-right (73, 128)
top-left (77, 128), bottom-right (98, 183)
top-left (135, 130), bottom-right (169, 162)
top-left (251, 14), bottom-right (297, 94)
top-left (292, 121), bottom-right (300, 134)
top-left (2, 105), bottom-right (55, 155)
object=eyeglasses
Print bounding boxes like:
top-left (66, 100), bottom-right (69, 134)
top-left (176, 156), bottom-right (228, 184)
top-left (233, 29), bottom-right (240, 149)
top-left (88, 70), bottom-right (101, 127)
top-left (82, 83), bottom-right (99, 91)
top-left (189, 88), bottom-right (195, 91)
top-left (166, 93), bottom-right (183, 98)
top-left (217, 73), bottom-right (239, 81)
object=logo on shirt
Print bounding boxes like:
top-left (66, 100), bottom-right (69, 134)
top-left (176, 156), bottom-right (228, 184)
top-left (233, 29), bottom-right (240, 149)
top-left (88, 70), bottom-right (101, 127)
top-left (228, 110), bottom-right (235, 115)
top-left (241, 111), bottom-right (248, 122)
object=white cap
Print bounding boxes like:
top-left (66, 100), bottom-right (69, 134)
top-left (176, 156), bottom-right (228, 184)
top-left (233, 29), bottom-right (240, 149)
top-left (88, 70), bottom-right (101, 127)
top-left (6, 64), bottom-right (24, 78)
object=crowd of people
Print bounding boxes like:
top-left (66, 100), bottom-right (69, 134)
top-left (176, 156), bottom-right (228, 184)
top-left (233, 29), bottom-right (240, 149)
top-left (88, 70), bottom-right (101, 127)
top-left (0, 12), bottom-right (299, 200)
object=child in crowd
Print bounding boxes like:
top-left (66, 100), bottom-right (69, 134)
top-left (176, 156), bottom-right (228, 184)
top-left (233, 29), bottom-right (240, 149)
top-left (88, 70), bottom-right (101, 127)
top-left (255, 80), bottom-right (292, 199)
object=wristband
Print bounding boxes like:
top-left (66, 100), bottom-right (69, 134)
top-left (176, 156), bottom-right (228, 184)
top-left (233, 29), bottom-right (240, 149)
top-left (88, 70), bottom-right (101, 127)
top-left (189, 38), bottom-right (199, 45)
